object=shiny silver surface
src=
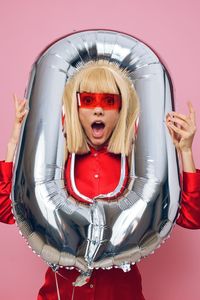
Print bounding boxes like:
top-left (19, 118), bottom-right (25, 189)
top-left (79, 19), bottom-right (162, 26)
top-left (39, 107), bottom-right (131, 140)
top-left (11, 29), bottom-right (180, 272)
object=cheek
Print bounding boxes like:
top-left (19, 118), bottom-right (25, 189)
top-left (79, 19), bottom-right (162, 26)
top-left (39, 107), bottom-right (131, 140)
top-left (78, 110), bottom-right (90, 129)
top-left (108, 111), bottom-right (120, 128)
top-left (78, 111), bottom-right (83, 126)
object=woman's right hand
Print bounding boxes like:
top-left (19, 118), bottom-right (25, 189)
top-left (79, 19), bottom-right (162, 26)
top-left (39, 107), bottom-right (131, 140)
top-left (14, 94), bottom-right (28, 125)
top-left (5, 94), bottom-right (28, 162)
top-left (10, 94), bottom-right (28, 143)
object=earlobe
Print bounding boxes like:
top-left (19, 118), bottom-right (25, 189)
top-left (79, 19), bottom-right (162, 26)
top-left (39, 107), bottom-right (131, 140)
top-left (134, 116), bottom-right (139, 136)
top-left (62, 113), bottom-right (65, 130)
top-left (61, 113), bottom-right (67, 141)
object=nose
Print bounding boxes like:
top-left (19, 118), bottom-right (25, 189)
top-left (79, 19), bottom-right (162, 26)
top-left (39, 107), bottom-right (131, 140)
top-left (93, 106), bottom-right (104, 116)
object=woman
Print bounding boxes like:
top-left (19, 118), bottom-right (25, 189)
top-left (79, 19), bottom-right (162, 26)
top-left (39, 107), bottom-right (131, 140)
top-left (1, 60), bottom-right (200, 300)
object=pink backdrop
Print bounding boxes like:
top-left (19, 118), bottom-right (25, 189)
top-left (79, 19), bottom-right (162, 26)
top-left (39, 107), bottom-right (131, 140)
top-left (0, 0), bottom-right (200, 299)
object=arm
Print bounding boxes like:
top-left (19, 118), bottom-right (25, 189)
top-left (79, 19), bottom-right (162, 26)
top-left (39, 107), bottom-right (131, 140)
top-left (0, 95), bottom-right (28, 224)
top-left (176, 170), bottom-right (200, 229)
top-left (166, 102), bottom-right (200, 229)
top-left (0, 161), bottom-right (15, 224)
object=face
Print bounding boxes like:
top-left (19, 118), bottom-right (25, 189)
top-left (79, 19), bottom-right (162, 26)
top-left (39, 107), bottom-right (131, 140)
top-left (78, 92), bottom-right (121, 149)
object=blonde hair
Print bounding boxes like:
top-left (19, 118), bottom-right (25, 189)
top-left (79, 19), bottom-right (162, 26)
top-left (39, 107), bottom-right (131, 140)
top-left (62, 59), bottom-right (139, 156)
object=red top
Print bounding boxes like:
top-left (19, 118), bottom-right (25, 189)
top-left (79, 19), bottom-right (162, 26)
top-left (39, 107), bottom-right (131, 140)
top-left (1, 146), bottom-right (200, 300)
top-left (65, 145), bottom-right (129, 202)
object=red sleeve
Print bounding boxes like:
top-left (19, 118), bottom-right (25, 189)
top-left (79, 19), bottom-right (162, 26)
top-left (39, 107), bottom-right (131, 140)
top-left (0, 161), bottom-right (15, 224)
top-left (176, 170), bottom-right (200, 229)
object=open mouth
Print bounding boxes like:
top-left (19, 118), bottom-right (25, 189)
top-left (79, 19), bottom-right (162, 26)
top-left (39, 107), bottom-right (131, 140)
top-left (91, 121), bottom-right (105, 138)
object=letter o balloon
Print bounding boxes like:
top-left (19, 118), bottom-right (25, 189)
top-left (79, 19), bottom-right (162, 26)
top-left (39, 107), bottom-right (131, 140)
top-left (11, 29), bottom-right (180, 276)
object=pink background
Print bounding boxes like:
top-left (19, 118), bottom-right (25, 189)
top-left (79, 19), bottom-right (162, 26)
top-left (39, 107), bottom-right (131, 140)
top-left (0, 0), bottom-right (200, 299)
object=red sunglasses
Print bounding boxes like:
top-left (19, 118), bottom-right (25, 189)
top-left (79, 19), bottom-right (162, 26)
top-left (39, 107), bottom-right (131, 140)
top-left (77, 92), bottom-right (122, 110)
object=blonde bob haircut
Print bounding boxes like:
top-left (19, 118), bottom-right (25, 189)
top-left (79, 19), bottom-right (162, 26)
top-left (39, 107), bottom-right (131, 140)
top-left (62, 59), bottom-right (140, 156)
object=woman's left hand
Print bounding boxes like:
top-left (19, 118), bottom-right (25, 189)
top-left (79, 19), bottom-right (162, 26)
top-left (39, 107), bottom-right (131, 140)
top-left (166, 102), bottom-right (196, 153)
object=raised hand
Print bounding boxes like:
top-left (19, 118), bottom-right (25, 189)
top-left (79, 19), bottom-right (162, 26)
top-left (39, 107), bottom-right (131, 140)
top-left (5, 94), bottom-right (28, 162)
top-left (166, 102), bottom-right (196, 152)
top-left (166, 102), bottom-right (196, 172)
top-left (14, 94), bottom-right (28, 125)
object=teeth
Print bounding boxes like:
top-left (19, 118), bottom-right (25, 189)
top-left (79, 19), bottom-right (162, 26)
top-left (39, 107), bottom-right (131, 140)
top-left (94, 121), bottom-right (104, 124)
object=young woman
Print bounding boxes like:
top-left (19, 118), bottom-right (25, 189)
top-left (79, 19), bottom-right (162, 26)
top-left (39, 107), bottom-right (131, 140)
top-left (1, 60), bottom-right (200, 300)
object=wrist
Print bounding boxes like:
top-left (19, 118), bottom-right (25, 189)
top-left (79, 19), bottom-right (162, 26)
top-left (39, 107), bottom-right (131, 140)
top-left (179, 148), bottom-right (196, 173)
top-left (14, 120), bottom-right (23, 127)
top-left (179, 148), bottom-right (193, 155)
top-left (7, 140), bottom-right (17, 148)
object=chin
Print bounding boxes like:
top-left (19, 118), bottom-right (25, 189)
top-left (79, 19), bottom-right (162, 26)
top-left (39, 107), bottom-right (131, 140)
top-left (90, 137), bottom-right (107, 146)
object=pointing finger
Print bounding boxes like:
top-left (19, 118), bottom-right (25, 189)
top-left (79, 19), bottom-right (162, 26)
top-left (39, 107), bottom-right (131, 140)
top-left (187, 101), bottom-right (196, 123)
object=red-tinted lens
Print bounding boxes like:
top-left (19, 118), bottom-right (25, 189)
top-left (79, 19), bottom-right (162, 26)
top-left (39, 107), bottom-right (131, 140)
top-left (77, 92), bottom-right (121, 110)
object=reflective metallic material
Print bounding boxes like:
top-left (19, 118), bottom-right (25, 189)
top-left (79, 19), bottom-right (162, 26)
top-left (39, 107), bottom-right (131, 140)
top-left (11, 29), bottom-right (180, 273)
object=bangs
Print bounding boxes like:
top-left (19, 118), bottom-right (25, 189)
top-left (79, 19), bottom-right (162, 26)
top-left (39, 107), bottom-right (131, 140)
top-left (79, 68), bottom-right (120, 94)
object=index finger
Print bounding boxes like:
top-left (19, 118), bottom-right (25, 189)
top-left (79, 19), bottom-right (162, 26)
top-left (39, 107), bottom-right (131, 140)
top-left (13, 93), bottom-right (19, 110)
top-left (187, 101), bottom-right (196, 123)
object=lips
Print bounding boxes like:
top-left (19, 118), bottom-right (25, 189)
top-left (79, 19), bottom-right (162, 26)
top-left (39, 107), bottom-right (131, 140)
top-left (91, 121), bottom-right (105, 138)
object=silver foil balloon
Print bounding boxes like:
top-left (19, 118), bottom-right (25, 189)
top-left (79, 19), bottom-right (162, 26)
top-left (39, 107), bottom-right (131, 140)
top-left (11, 29), bottom-right (180, 273)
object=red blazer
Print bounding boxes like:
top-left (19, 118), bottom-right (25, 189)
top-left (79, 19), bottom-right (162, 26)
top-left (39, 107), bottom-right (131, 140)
top-left (1, 146), bottom-right (200, 300)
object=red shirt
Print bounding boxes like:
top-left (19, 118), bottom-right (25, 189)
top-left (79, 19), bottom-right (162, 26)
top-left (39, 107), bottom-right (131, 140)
top-left (1, 146), bottom-right (200, 300)
top-left (65, 145), bottom-right (129, 202)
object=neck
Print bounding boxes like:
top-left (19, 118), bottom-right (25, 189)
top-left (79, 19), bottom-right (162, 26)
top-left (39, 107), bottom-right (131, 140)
top-left (86, 138), bottom-right (108, 150)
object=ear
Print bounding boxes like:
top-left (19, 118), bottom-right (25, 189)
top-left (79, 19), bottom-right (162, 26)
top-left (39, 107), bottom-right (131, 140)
top-left (62, 111), bottom-right (65, 129)
top-left (134, 116), bottom-right (139, 136)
